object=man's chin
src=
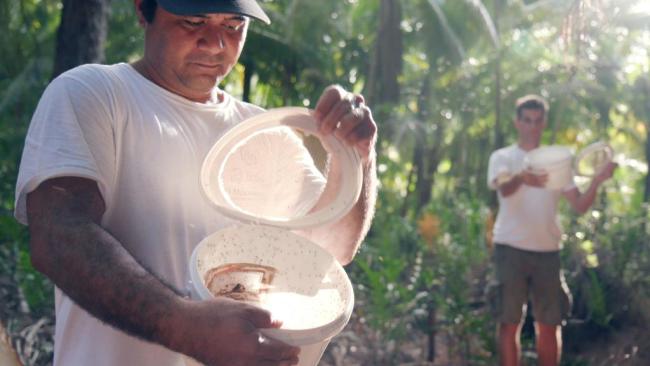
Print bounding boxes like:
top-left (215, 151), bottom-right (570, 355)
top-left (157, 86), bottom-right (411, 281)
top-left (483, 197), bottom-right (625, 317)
top-left (186, 75), bottom-right (224, 91)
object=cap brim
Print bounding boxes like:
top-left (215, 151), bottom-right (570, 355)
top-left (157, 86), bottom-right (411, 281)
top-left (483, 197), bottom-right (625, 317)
top-left (157, 0), bottom-right (271, 24)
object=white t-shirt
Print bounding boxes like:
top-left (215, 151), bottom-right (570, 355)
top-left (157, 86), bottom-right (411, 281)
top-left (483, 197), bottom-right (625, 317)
top-left (14, 63), bottom-right (325, 366)
top-left (487, 144), bottom-right (574, 252)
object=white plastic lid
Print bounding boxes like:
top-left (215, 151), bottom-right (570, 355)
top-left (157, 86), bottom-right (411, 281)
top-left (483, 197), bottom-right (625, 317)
top-left (574, 141), bottom-right (613, 177)
top-left (200, 107), bottom-right (363, 229)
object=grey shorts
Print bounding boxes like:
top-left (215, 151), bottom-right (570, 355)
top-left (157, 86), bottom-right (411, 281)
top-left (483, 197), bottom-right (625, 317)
top-left (487, 244), bottom-right (572, 325)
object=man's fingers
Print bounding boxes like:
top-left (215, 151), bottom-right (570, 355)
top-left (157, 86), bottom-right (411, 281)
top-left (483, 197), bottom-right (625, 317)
top-left (334, 107), bottom-right (364, 141)
top-left (521, 170), bottom-right (548, 187)
top-left (314, 85), bottom-right (346, 119)
top-left (352, 93), bottom-right (366, 106)
top-left (314, 85), bottom-right (365, 135)
top-left (241, 304), bottom-right (274, 328)
top-left (255, 333), bottom-right (300, 361)
top-left (313, 85), bottom-right (377, 162)
top-left (320, 94), bottom-right (357, 134)
top-left (258, 359), bottom-right (300, 366)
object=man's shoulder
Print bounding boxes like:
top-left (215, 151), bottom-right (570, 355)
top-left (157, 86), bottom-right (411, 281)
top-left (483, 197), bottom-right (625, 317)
top-left (229, 96), bottom-right (265, 112)
top-left (490, 144), bottom-right (518, 158)
top-left (53, 63), bottom-right (129, 89)
top-left (225, 96), bottom-right (266, 119)
top-left (56, 62), bottom-right (118, 77)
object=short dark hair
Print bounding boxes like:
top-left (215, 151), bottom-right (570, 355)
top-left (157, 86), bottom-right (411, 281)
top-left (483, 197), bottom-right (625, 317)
top-left (515, 94), bottom-right (548, 119)
top-left (140, 0), bottom-right (158, 23)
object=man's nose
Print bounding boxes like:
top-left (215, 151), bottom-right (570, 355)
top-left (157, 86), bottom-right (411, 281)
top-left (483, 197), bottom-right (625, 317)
top-left (197, 28), bottom-right (225, 52)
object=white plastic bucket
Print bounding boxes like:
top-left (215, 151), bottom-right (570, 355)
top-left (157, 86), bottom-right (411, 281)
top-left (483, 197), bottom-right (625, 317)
top-left (188, 107), bottom-right (361, 366)
top-left (188, 225), bottom-right (354, 366)
top-left (523, 145), bottom-right (574, 190)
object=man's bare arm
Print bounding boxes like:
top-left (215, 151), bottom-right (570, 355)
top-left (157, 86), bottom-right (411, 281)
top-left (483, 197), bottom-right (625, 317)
top-left (303, 151), bottom-right (377, 265)
top-left (497, 171), bottom-right (548, 197)
top-left (27, 177), bottom-right (182, 341)
top-left (26, 177), bottom-right (298, 365)
top-left (563, 162), bottom-right (617, 214)
top-left (299, 85), bottom-right (378, 265)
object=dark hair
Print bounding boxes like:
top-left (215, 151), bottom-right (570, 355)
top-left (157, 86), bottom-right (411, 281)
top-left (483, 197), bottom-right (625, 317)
top-left (515, 94), bottom-right (548, 119)
top-left (139, 0), bottom-right (158, 23)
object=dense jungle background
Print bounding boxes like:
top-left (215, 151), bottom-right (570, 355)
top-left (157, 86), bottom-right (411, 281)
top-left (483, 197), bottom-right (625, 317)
top-left (1, 0), bottom-right (650, 365)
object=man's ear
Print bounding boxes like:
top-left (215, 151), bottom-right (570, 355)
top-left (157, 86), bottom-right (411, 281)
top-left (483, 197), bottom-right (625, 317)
top-left (134, 0), bottom-right (147, 27)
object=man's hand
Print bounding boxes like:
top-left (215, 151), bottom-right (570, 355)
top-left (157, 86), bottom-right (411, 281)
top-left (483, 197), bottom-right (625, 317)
top-left (520, 170), bottom-right (548, 188)
top-left (497, 170), bottom-right (547, 197)
top-left (313, 85), bottom-right (377, 163)
top-left (563, 161), bottom-right (618, 214)
top-left (593, 161), bottom-right (617, 185)
top-left (170, 297), bottom-right (299, 366)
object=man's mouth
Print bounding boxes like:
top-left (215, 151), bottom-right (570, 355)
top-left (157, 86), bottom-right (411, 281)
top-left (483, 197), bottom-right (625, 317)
top-left (193, 62), bottom-right (221, 69)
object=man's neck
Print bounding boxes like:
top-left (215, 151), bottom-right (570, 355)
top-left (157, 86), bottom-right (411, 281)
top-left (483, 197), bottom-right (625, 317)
top-left (517, 140), bottom-right (540, 151)
top-left (130, 60), bottom-right (224, 104)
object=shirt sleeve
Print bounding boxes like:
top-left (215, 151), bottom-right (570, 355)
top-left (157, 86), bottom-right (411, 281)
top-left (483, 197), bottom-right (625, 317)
top-left (487, 150), bottom-right (512, 190)
top-left (14, 67), bottom-right (117, 225)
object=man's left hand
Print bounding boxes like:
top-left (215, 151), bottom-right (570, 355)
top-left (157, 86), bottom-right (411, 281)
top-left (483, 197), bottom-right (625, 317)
top-left (314, 85), bottom-right (377, 163)
top-left (594, 161), bottom-right (618, 184)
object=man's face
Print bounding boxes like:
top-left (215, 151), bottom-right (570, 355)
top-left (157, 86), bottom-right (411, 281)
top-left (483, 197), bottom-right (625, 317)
top-left (138, 2), bottom-right (249, 102)
top-left (515, 108), bottom-right (546, 144)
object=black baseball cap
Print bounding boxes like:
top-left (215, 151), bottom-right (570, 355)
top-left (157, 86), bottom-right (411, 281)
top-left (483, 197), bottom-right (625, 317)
top-left (157, 0), bottom-right (271, 24)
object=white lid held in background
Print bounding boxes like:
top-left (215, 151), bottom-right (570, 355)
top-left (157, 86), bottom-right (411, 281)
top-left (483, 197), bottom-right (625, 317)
top-left (200, 107), bottom-right (363, 229)
top-left (574, 141), bottom-right (613, 177)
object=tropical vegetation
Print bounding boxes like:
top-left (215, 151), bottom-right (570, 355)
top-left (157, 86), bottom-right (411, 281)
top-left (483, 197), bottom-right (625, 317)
top-left (1, 0), bottom-right (649, 364)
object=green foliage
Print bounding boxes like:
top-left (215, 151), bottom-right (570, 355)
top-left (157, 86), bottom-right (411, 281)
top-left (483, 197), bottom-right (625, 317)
top-left (561, 193), bottom-right (650, 333)
top-left (349, 199), bottom-right (420, 335)
top-left (2, 0), bottom-right (650, 364)
top-left (348, 188), bottom-right (496, 362)
top-left (585, 269), bottom-right (612, 328)
top-left (105, 0), bottom-right (144, 64)
top-left (0, 0), bottom-right (60, 318)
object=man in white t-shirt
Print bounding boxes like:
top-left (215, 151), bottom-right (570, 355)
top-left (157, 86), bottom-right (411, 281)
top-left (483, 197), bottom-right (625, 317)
top-left (487, 95), bottom-right (616, 366)
top-left (14, 1), bottom-right (378, 365)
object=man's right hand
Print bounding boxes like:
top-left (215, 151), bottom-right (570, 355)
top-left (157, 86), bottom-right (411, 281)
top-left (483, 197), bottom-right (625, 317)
top-left (520, 170), bottom-right (548, 188)
top-left (497, 170), bottom-right (548, 197)
top-left (169, 297), bottom-right (300, 366)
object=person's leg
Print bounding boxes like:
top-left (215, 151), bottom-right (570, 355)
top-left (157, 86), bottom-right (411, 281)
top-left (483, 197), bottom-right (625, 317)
top-left (535, 322), bottom-right (561, 366)
top-left (529, 250), bottom-right (571, 366)
top-left (499, 322), bottom-right (522, 366)
top-left (491, 245), bottom-right (529, 366)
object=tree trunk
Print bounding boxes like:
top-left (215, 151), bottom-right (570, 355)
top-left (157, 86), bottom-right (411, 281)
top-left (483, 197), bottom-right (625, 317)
top-left (414, 132), bottom-right (438, 213)
top-left (643, 129), bottom-right (650, 203)
top-left (488, 0), bottom-right (503, 211)
top-left (639, 76), bottom-right (650, 203)
top-left (51, 0), bottom-right (111, 80)
top-left (412, 77), bottom-right (441, 213)
top-left (493, 0), bottom-right (503, 151)
top-left (427, 302), bottom-right (436, 362)
top-left (242, 60), bottom-right (253, 103)
top-left (366, 0), bottom-right (402, 107)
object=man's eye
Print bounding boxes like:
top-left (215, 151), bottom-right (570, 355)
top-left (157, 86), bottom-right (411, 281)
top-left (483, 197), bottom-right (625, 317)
top-left (223, 21), bottom-right (245, 32)
top-left (184, 19), bottom-right (205, 27)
